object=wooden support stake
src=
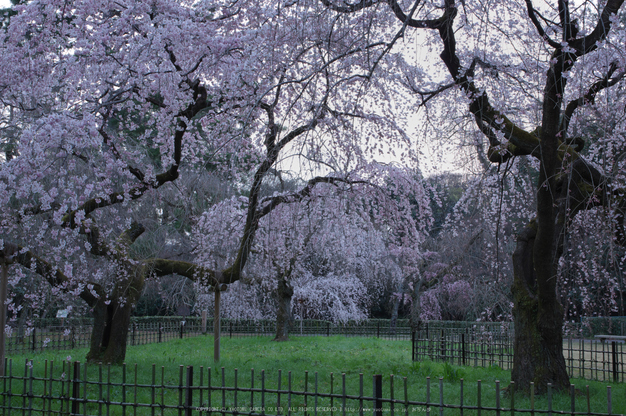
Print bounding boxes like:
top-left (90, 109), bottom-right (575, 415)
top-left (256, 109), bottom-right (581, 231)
top-left (214, 289), bottom-right (220, 362)
top-left (201, 310), bottom-right (207, 334)
top-left (0, 262), bottom-right (7, 377)
top-left (72, 361), bottom-right (80, 415)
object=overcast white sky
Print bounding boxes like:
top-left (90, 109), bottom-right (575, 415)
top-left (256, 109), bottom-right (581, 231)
top-left (0, 0), bottom-right (10, 9)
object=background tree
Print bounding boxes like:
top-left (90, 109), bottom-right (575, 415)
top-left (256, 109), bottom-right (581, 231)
top-left (195, 165), bottom-right (432, 337)
top-left (321, 0), bottom-right (626, 392)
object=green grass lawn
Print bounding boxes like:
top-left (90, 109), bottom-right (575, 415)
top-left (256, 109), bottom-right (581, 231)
top-left (4, 335), bottom-right (625, 415)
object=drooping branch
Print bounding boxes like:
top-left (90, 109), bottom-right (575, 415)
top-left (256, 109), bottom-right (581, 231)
top-left (62, 83), bottom-right (210, 229)
top-left (220, 101), bottom-right (329, 284)
top-left (0, 242), bottom-right (105, 307)
top-left (388, 0), bottom-right (541, 164)
top-left (421, 230), bottom-right (483, 291)
top-left (258, 176), bottom-right (371, 218)
top-left (98, 125), bottom-right (146, 183)
top-left (561, 62), bottom-right (625, 133)
top-left (142, 258), bottom-right (218, 287)
top-left (319, 0), bottom-right (377, 13)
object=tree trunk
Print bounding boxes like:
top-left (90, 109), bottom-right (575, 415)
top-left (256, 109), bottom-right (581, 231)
top-left (86, 298), bottom-right (109, 362)
top-left (86, 268), bottom-right (145, 364)
top-left (511, 222), bottom-right (569, 393)
top-left (273, 276), bottom-right (293, 342)
top-left (409, 278), bottom-right (423, 333)
top-left (390, 277), bottom-right (406, 334)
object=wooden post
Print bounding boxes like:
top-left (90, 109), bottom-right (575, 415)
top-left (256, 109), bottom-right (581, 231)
top-left (214, 288), bottom-right (221, 363)
top-left (185, 366), bottom-right (194, 416)
top-left (201, 310), bottom-right (207, 334)
top-left (373, 374), bottom-right (382, 416)
top-left (0, 262), bottom-right (8, 377)
top-left (72, 361), bottom-right (81, 415)
top-left (611, 341), bottom-right (618, 382)
top-left (462, 333), bottom-right (466, 366)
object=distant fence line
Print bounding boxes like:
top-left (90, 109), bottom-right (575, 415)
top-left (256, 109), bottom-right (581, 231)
top-left (4, 318), bottom-right (527, 356)
top-left (0, 359), bottom-right (622, 416)
top-left (5, 318), bottom-right (419, 355)
top-left (7, 317), bottom-right (626, 384)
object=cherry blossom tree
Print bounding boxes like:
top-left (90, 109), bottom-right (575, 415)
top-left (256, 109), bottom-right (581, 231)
top-left (0, 0), bottom-right (431, 363)
top-left (195, 165), bottom-right (432, 339)
top-left (321, 0), bottom-right (626, 392)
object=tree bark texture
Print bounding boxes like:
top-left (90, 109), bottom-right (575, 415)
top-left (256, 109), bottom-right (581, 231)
top-left (511, 222), bottom-right (569, 393)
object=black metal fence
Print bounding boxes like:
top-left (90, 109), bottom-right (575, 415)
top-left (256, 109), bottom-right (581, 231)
top-left (0, 359), bottom-right (622, 416)
top-left (411, 326), bottom-right (626, 383)
top-left (411, 326), bottom-right (513, 370)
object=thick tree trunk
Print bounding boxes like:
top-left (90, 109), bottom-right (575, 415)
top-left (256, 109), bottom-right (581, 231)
top-left (86, 268), bottom-right (145, 364)
top-left (274, 276), bottom-right (293, 342)
top-left (511, 222), bottom-right (569, 393)
top-left (86, 297), bottom-right (135, 364)
top-left (99, 298), bottom-right (134, 364)
top-left (86, 298), bottom-right (109, 362)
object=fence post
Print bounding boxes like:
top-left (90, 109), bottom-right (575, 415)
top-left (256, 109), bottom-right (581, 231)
top-left (373, 374), bottom-right (382, 416)
top-left (611, 341), bottom-right (618, 382)
top-left (327, 322), bottom-right (330, 337)
top-left (159, 326), bottom-right (163, 343)
top-left (132, 324), bottom-right (136, 346)
top-left (229, 321), bottom-right (233, 339)
top-left (72, 361), bottom-right (80, 415)
top-left (214, 289), bottom-right (221, 362)
top-left (377, 322), bottom-right (380, 338)
top-left (462, 333), bottom-right (466, 366)
top-left (185, 365), bottom-right (194, 416)
top-left (440, 330), bottom-right (445, 361)
top-left (180, 321), bottom-right (185, 340)
top-left (202, 310), bottom-right (207, 334)
top-left (411, 331), bottom-right (415, 362)
top-left (32, 327), bottom-right (36, 352)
